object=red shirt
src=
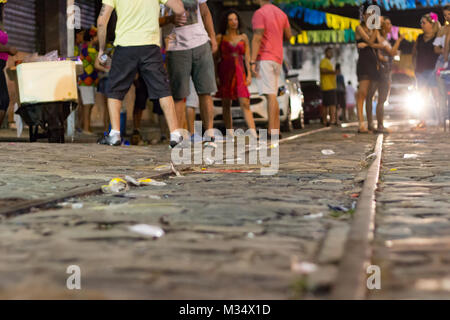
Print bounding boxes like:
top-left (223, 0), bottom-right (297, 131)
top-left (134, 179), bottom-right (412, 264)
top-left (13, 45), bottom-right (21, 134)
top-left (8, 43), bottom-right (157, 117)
top-left (252, 4), bottom-right (289, 65)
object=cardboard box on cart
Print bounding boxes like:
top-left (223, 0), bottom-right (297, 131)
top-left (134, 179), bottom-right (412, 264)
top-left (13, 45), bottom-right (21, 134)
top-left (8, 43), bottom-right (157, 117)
top-left (6, 60), bottom-right (83, 106)
top-left (6, 60), bottom-right (83, 142)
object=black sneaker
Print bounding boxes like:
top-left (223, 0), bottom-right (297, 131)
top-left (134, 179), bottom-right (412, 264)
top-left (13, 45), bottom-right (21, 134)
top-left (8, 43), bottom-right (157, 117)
top-left (98, 134), bottom-right (121, 146)
top-left (203, 136), bottom-right (217, 149)
top-left (169, 136), bottom-right (185, 149)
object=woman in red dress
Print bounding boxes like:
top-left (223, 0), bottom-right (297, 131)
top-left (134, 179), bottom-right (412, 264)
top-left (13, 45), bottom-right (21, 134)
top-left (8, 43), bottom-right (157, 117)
top-left (216, 10), bottom-right (256, 138)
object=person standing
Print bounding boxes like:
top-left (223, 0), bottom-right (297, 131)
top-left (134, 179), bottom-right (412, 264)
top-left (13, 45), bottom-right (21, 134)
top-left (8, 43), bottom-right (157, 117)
top-left (251, 0), bottom-right (291, 138)
top-left (335, 63), bottom-right (346, 124)
top-left (0, 2), bottom-right (17, 128)
top-left (94, 42), bottom-right (114, 132)
top-left (345, 81), bottom-right (357, 121)
top-left (97, 0), bottom-right (186, 147)
top-left (434, 7), bottom-right (450, 128)
top-left (166, 0), bottom-right (218, 145)
top-left (413, 13), bottom-right (440, 129)
top-left (76, 27), bottom-right (99, 135)
top-left (216, 9), bottom-right (256, 139)
top-left (320, 48), bottom-right (337, 126)
top-left (364, 17), bottom-right (403, 133)
top-left (355, 3), bottom-right (387, 133)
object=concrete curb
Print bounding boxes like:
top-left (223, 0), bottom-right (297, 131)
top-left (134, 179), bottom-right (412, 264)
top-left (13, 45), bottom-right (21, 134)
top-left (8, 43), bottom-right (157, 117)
top-left (330, 134), bottom-right (384, 299)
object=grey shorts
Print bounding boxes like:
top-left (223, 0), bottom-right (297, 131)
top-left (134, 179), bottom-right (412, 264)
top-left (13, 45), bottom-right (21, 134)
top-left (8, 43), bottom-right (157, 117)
top-left (167, 42), bottom-right (217, 100)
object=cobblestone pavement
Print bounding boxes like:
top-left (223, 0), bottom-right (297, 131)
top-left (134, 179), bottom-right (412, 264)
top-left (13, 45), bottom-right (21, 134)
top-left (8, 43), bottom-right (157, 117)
top-left (370, 125), bottom-right (450, 299)
top-left (0, 126), bottom-right (378, 299)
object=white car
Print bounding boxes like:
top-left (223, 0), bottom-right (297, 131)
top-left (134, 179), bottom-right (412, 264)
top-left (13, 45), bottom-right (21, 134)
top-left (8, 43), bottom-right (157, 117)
top-left (206, 68), bottom-right (305, 132)
top-left (385, 73), bottom-right (419, 118)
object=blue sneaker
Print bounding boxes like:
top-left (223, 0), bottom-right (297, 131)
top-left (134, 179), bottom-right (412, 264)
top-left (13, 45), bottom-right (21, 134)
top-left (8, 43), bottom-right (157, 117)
top-left (190, 133), bottom-right (203, 143)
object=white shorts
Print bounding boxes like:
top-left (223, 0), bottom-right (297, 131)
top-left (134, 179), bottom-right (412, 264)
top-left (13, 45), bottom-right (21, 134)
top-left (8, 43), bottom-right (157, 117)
top-left (79, 86), bottom-right (96, 105)
top-left (186, 78), bottom-right (199, 109)
top-left (256, 60), bottom-right (281, 95)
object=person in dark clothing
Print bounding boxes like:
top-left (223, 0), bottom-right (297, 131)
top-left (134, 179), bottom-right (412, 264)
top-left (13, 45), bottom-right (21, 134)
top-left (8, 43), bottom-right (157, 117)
top-left (364, 17), bottom-right (404, 133)
top-left (0, 2), bottom-right (17, 128)
top-left (355, 3), bottom-right (389, 133)
top-left (335, 64), bottom-right (346, 123)
top-left (412, 13), bottom-right (440, 129)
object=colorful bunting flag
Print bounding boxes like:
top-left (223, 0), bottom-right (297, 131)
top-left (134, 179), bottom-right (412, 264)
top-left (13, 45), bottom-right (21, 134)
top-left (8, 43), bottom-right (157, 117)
top-left (274, 0), bottom-right (450, 11)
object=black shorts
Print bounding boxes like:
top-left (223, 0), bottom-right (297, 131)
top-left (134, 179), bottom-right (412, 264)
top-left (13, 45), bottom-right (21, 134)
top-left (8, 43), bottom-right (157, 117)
top-left (322, 90), bottom-right (337, 107)
top-left (107, 45), bottom-right (171, 101)
top-left (336, 91), bottom-right (346, 109)
top-left (134, 77), bottom-right (164, 115)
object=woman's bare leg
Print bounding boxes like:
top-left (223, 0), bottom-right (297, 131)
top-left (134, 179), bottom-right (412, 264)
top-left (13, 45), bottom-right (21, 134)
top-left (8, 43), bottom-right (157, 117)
top-left (357, 80), bottom-right (371, 132)
top-left (239, 97), bottom-right (257, 137)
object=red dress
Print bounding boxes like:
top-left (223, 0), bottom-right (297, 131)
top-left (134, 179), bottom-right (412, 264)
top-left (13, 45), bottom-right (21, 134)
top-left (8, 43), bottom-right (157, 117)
top-left (217, 39), bottom-right (250, 100)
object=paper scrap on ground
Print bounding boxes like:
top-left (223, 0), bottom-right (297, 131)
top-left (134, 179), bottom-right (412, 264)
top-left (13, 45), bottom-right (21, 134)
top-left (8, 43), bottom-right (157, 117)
top-left (321, 149), bottom-right (335, 155)
top-left (128, 224), bottom-right (165, 238)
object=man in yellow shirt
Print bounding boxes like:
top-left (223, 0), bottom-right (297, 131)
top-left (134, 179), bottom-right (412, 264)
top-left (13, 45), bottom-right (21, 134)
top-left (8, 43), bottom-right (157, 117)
top-left (96, 0), bottom-right (186, 147)
top-left (320, 47), bottom-right (337, 126)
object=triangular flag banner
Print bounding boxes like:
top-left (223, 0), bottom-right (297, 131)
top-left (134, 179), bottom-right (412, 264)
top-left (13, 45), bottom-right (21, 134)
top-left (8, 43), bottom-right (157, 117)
top-left (281, 4), bottom-right (423, 43)
top-left (274, 0), bottom-right (450, 11)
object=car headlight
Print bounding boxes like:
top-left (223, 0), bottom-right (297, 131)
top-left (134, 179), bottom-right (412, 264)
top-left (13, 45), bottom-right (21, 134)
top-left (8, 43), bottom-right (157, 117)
top-left (406, 92), bottom-right (424, 114)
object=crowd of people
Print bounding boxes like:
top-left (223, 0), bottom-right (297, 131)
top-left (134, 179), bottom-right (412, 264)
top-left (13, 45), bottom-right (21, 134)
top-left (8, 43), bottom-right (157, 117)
top-left (92, 0), bottom-right (291, 148)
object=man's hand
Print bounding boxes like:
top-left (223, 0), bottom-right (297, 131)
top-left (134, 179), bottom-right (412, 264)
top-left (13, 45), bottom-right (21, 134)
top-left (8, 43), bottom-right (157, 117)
top-left (210, 36), bottom-right (218, 54)
top-left (97, 50), bottom-right (105, 66)
top-left (174, 11), bottom-right (187, 26)
top-left (9, 47), bottom-right (18, 56)
top-left (251, 63), bottom-right (259, 78)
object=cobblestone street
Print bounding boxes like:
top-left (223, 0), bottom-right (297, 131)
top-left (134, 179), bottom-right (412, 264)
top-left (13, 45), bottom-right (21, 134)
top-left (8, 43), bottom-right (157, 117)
top-left (370, 126), bottom-right (450, 299)
top-left (1, 122), bottom-right (449, 300)
top-left (0, 126), bottom-right (376, 299)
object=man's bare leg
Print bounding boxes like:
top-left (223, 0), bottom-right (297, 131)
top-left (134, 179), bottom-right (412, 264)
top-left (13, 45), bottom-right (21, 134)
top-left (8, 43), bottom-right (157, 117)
top-left (329, 105), bottom-right (337, 124)
top-left (266, 94), bottom-right (280, 135)
top-left (175, 99), bottom-right (188, 130)
top-left (0, 110), bottom-right (5, 128)
top-left (133, 108), bottom-right (144, 131)
top-left (187, 107), bottom-right (196, 135)
top-left (82, 104), bottom-right (94, 133)
top-left (199, 94), bottom-right (215, 139)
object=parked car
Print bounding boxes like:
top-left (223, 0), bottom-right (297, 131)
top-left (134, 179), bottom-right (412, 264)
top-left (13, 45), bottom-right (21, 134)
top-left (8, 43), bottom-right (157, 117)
top-left (385, 72), bottom-right (417, 117)
top-left (207, 64), bottom-right (304, 132)
top-left (300, 80), bottom-right (323, 124)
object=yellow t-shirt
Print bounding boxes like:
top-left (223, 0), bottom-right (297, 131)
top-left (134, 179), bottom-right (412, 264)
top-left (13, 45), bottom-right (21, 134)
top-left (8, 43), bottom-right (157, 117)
top-left (320, 58), bottom-right (337, 91)
top-left (102, 0), bottom-right (167, 47)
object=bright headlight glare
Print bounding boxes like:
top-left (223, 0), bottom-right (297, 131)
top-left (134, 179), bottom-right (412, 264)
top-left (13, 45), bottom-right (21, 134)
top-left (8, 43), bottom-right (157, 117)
top-left (406, 92), bottom-right (424, 114)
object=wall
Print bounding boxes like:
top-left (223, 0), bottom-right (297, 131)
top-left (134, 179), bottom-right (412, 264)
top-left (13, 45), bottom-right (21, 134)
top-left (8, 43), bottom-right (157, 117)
top-left (287, 44), bottom-right (359, 87)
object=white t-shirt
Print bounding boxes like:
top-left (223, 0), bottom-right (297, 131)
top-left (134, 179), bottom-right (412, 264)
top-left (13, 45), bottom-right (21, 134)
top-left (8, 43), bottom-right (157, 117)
top-left (346, 85), bottom-right (356, 105)
top-left (433, 36), bottom-right (445, 48)
top-left (166, 0), bottom-right (210, 51)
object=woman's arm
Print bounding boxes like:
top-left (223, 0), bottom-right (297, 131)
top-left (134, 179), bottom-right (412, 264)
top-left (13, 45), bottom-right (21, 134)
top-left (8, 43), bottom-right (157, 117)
top-left (243, 34), bottom-right (252, 86)
top-left (444, 28), bottom-right (450, 64)
top-left (356, 26), bottom-right (386, 49)
top-left (0, 44), bottom-right (17, 55)
top-left (385, 34), bottom-right (404, 57)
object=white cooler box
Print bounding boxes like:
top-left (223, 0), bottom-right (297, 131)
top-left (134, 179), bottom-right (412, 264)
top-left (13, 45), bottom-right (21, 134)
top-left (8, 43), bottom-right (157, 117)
top-left (17, 61), bottom-right (78, 105)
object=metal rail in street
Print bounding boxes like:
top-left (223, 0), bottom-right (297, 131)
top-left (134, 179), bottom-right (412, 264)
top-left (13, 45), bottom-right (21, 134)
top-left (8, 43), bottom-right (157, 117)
top-left (0, 167), bottom-right (191, 219)
top-left (330, 134), bottom-right (384, 299)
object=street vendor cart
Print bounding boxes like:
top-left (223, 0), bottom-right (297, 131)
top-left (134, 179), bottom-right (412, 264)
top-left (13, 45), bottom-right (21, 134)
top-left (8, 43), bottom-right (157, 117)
top-left (7, 60), bottom-right (82, 143)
